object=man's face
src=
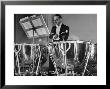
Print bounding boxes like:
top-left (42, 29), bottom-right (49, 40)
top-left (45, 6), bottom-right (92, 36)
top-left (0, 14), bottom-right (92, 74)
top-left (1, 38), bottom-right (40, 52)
top-left (53, 16), bottom-right (62, 26)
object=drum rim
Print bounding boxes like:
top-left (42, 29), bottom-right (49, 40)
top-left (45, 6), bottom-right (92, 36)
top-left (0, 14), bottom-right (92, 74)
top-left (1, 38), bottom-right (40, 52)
top-left (52, 40), bottom-right (88, 44)
top-left (14, 43), bottom-right (40, 46)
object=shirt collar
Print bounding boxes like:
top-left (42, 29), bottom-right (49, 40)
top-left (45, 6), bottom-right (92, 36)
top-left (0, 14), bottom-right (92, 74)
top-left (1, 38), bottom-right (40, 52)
top-left (56, 23), bottom-right (62, 28)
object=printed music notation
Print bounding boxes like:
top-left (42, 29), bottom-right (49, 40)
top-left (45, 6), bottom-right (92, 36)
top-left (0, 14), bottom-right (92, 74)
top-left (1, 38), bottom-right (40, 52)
top-left (19, 15), bottom-right (49, 38)
top-left (32, 18), bottom-right (43, 27)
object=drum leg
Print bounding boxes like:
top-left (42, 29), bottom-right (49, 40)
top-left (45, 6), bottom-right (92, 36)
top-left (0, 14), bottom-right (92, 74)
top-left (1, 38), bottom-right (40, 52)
top-left (31, 45), bottom-right (34, 73)
top-left (64, 55), bottom-right (67, 76)
top-left (15, 53), bottom-right (20, 75)
top-left (14, 45), bottom-right (21, 76)
top-left (53, 59), bottom-right (59, 76)
top-left (82, 43), bottom-right (91, 76)
top-left (50, 55), bottom-right (59, 76)
top-left (64, 43), bottom-right (69, 76)
top-left (17, 54), bottom-right (21, 75)
top-left (35, 54), bottom-right (41, 75)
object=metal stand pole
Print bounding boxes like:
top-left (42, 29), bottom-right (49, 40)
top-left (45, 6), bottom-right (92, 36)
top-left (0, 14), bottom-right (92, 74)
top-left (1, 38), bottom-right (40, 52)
top-left (35, 45), bottom-right (41, 75)
top-left (59, 41), bottom-right (71, 76)
top-left (64, 42), bottom-right (67, 76)
top-left (32, 29), bottom-right (35, 73)
top-left (14, 44), bottom-right (21, 75)
top-left (50, 55), bottom-right (59, 76)
top-left (82, 42), bottom-right (91, 76)
top-left (64, 42), bottom-right (71, 76)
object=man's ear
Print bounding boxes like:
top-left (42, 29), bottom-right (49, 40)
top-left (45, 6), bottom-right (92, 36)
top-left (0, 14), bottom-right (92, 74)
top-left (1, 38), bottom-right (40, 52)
top-left (60, 18), bottom-right (62, 22)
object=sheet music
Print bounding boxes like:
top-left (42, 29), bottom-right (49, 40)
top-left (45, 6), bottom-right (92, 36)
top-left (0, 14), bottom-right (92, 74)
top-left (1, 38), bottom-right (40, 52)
top-left (19, 15), bottom-right (49, 38)
top-left (32, 18), bottom-right (43, 27)
top-left (26, 30), bottom-right (34, 38)
top-left (22, 21), bottom-right (33, 30)
top-left (36, 28), bottom-right (47, 35)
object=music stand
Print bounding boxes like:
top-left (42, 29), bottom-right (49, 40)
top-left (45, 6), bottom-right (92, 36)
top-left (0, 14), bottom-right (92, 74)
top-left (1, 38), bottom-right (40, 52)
top-left (19, 14), bottom-right (50, 44)
top-left (19, 14), bottom-right (50, 75)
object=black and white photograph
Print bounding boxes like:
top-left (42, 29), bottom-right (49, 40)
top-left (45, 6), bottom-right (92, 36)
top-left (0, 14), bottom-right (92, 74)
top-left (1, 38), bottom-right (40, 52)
top-left (14, 14), bottom-right (97, 76)
top-left (3, 4), bottom-right (106, 85)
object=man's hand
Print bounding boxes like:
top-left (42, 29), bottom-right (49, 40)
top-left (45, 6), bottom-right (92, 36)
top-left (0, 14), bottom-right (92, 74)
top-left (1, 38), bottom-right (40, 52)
top-left (53, 34), bottom-right (58, 39)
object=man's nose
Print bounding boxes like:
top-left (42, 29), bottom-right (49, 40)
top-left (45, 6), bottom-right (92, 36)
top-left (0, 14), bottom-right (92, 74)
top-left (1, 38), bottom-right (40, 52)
top-left (54, 21), bottom-right (57, 23)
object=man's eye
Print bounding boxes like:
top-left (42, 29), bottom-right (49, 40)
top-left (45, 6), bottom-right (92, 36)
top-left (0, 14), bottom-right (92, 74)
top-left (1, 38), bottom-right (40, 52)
top-left (54, 19), bottom-right (58, 21)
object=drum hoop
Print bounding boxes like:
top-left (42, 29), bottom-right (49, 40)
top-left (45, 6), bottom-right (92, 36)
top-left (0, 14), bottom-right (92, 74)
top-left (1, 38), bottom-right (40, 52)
top-left (14, 43), bottom-right (40, 46)
top-left (53, 40), bottom-right (85, 44)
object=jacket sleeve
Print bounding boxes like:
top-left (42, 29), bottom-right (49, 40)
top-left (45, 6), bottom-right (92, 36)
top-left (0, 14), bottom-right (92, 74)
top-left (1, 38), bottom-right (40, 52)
top-left (60, 25), bottom-right (69, 41)
top-left (65, 26), bottom-right (69, 40)
top-left (49, 26), bottom-right (56, 39)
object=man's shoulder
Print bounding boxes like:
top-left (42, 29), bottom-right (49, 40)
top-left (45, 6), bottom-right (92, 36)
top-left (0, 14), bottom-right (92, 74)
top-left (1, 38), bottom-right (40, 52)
top-left (51, 26), bottom-right (56, 30)
top-left (61, 24), bottom-right (69, 29)
top-left (52, 26), bottom-right (56, 29)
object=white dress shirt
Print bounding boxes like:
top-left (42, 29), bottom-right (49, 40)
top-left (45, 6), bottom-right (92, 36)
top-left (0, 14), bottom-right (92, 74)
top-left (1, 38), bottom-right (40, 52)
top-left (55, 23), bottom-right (62, 40)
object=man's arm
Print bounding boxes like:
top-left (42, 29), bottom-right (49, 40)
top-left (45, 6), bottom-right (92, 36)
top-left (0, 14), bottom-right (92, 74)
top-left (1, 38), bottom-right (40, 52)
top-left (64, 26), bottom-right (69, 41)
top-left (60, 25), bottom-right (69, 41)
top-left (49, 26), bottom-right (56, 39)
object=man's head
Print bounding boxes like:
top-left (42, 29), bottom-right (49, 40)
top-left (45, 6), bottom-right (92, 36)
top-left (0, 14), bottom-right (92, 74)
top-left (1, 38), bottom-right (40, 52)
top-left (53, 14), bottom-right (62, 26)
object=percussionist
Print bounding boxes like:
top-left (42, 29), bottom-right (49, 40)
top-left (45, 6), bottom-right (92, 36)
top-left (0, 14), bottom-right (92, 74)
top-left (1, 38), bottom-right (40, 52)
top-left (49, 14), bottom-right (69, 41)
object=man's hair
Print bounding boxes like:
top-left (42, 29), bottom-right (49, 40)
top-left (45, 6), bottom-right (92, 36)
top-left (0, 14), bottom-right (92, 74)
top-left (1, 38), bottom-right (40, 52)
top-left (54, 14), bottom-right (62, 19)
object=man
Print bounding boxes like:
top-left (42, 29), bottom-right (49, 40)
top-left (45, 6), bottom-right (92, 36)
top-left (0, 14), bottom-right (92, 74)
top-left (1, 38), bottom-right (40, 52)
top-left (49, 14), bottom-right (69, 75)
top-left (49, 14), bottom-right (69, 41)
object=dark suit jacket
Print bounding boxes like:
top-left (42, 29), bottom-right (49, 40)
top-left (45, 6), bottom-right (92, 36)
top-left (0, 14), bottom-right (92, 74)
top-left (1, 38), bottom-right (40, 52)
top-left (49, 24), bottom-right (69, 41)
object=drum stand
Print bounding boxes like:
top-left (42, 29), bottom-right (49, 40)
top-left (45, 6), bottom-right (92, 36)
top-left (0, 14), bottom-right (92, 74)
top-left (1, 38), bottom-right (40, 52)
top-left (35, 45), bottom-right (42, 75)
top-left (82, 41), bottom-right (91, 76)
top-left (47, 43), bottom-right (59, 76)
top-left (32, 27), bottom-right (41, 75)
top-left (72, 41), bottom-right (79, 76)
top-left (14, 44), bottom-right (21, 76)
top-left (50, 54), bottom-right (59, 76)
top-left (59, 41), bottom-right (71, 76)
